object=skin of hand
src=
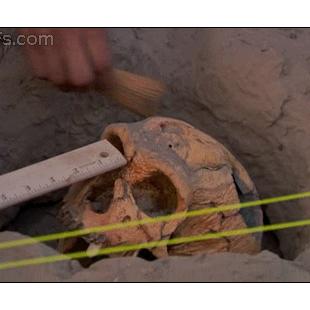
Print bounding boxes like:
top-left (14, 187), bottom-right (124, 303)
top-left (18, 28), bottom-right (111, 87)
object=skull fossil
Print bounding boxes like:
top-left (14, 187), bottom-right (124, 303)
top-left (60, 117), bottom-right (263, 257)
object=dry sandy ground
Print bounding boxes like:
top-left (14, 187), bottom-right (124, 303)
top-left (0, 28), bottom-right (309, 281)
top-left (1, 231), bottom-right (310, 282)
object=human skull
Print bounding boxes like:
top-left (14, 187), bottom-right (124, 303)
top-left (60, 117), bottom-right (263, 257)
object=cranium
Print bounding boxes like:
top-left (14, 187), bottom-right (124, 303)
top-left (60, 117), bottom-right (263, 258)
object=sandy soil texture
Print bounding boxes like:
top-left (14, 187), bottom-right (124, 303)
top-left (1, 231), bottom-right (310, 282)
top-left (0, 28), bottom-right (309, 268)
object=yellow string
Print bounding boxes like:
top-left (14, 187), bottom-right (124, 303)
top-left (0, 191), bottom-right (309, 251)
top-left (1, 218), bottom-right (310, 271)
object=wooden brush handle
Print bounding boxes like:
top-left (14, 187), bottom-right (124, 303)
top-left (98, 68), bottom-right (166, 116)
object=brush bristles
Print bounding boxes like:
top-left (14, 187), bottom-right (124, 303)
top-left (103, 69), bottom-right (166, 116)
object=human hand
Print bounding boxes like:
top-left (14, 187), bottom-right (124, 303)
top-left (19, 28), bottom-right (110, 87)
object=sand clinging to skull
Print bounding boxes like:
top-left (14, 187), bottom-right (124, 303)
top-left (60, 117), bottom-right (263, 258)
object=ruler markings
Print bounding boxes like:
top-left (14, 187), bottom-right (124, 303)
top-left (0, 140), bottom-right (127, 210)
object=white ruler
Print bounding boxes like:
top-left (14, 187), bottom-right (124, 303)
top-left (0, 140), bottom-right (127, 210)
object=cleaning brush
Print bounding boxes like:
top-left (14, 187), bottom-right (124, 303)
top-left (98, 68), bottom-right (166, 116)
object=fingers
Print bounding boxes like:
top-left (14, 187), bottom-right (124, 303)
top-left (19, 28), bottom-right (111, 88)
top-left (41, 28), bottom-right (67, 85)
top-left (61, 28), bottom-right (95, 87)
top-left (84, 28), bottom-right (110, 74)
top-left (83, 28), bottom-right (112, 89)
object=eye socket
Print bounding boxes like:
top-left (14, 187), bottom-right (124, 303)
top-left (88, 133), bottom-right (126, 214)
top-left (87, 168), bottom-right (121, 214)
top-left (131, 172), bottom-right (178, 217)
top-left (107, 134), bottom-right (125, 155)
